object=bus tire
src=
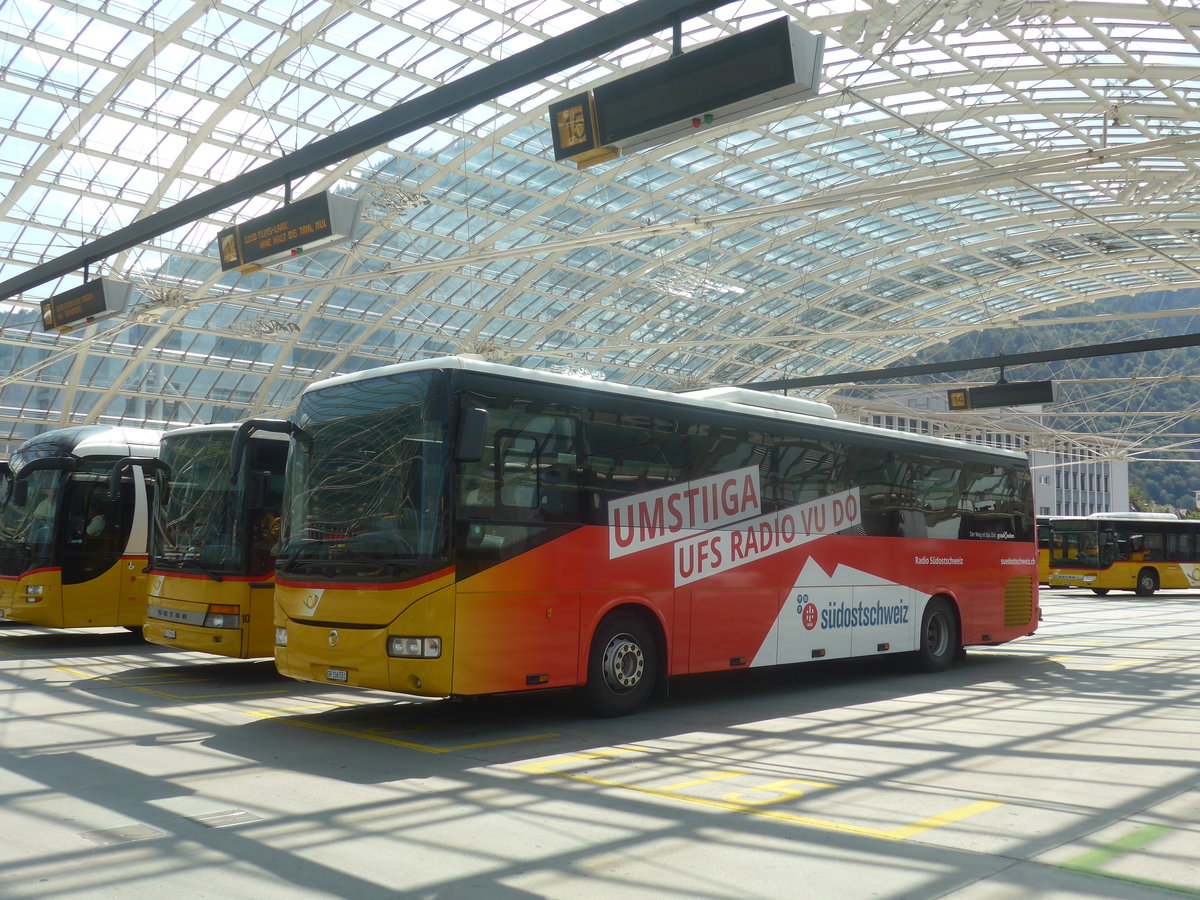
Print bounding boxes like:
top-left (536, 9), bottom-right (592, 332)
top-left (1135, 568), bottom-right (1159, 597)
top-left (913, 597), bottom-right (958, 673)
top-left (584, 612), bottom-right (657, 717)
top-left (1091, 588), bottom-right (1109, 596)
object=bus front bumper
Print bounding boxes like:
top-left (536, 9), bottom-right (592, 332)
top-left (274, 617), bottom-right (453, 698)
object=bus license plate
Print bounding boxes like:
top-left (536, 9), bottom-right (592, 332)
top-left (326, 668), bottom-right (348, 683)
top-left (163, 629), bottom-right (176, 639)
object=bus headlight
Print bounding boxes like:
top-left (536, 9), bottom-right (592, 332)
top-left (275, 627), bottom-right (288, 647)
top-left (387, 636), bottom-right (441, 659)
top-left (202, 605), bottom-right (241, 629)
top-left (25, 585), bottom-right (44, 596)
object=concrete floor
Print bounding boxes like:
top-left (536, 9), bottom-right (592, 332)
top-left (0, 588), bottom-right (1196, 899)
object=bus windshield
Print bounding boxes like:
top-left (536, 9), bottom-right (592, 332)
top-left (0, 468), bottom-right (63, 574)
top-left (156, 432), bottom-right (249, 576)
top-left (1048, 519), bottom-right (1103, 568)
top-left (280, 370), bottom-right (450, 579)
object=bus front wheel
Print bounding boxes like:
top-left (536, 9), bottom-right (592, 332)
top-left (584, 612), bottom-right (658, 717)
top-left (1091, 588), bottom-right (1109, 596)
top-left (1135, 568), bottom-right (1159, 597)
top-left (913, 597), bottom-right (959, 673)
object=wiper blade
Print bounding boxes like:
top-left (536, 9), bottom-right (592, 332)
top-left (173, 557), bottom-right (225, 582)
top-left (277, 538), bottom-right (326, 571)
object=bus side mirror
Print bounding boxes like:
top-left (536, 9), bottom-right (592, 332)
top-left (12, 455), bottom-right (75, 506)
top-left (106, 457), bottom-right (169, 502)
top-left (455, 407), bottom-right (488, 463)
top-left (231, 418), bottom-right (294, 484)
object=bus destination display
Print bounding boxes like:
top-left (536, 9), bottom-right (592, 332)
top-left (217, 192), bottom-right (359, 274)
top-left (40, 277), bottom-right (130, 332)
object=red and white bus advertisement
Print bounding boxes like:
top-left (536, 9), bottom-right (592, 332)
top-left (593, 464), bottom-right (1031, 671)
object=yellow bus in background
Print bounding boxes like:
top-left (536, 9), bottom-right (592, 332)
top-left (1036, 518), bottom-right (1050, 584)
top-left (0, 426), bottom-right (161, 629)
top-left (1045, 512), bottom-right (1199, 596)
top-left (141, 421), bottom-right (288, 657)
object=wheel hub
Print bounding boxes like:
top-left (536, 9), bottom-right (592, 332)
top-left (602, 634), bottom-right (644, 691)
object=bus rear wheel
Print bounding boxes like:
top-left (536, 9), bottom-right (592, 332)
top-left (584, 612), bottom-right (657, 717)
top-left (1091, 588), bottom-right (1109, 596)
top-left (1135, 568), bottom-right (1159, 597)
top-left (913, 597), bottom-right (958, 673)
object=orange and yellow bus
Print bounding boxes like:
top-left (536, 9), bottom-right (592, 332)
top-left (0, 426), bottom-right (161, 629)
top-left (1045, 512), bottom-right (1200, 596)
top-left (142, 422), bottom-right (288, 657)
top-left (273, 357), bottom-right (1038, 715)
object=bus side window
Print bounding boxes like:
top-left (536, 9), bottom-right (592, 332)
top-left (1142, 532), bottom-right (1163, 561)
top-left (1167, 531), bottom-right (1192, 561)
top-left (772, 440), bottom-right (845, 507)
top-left (581, 412), bottom-right (688, 523)
top-left (497, 432), bottom-right (539, 509)
top-left (846, 447), bottom-right (912, 537)
top-left (458, 398), bottom-right (584, 523)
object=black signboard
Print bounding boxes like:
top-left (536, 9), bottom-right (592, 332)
top-left (218, 192), bottom-right (339, 273)
top-left (590, 18), bottom-right (822, 155)
top-left (41, 278), bottom-right (129, 331)
top-left (948, 381), bottom-right (1055, 411)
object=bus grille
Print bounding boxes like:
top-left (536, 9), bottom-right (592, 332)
top-left (1004, 576), bottom-right (1034, 627)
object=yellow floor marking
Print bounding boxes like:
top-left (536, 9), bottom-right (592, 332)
top-left (722, 777), bottom-right (837, 806)
top-left (250, 702), bottom-right (347, 714)
top-left (659, 771), bottom-right (742, 791)
top-left (55, 665), bottom-right (108, 679)
top-left (518, 752), bottom-right (998, 841)
top-left (885, 800), bottom-right (1003, 840)
top-left (245, 707), bottom-right (558, 753)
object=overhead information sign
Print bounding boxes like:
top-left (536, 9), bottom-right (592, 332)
top-left (948, 380), bottom-right (1055, 411)
top-left (41, 278), bottom-right (131, 332)
top-left (547, 17), bottom-right (824, 167)
top-left (217, 192), bottom-right (360, 274)
top-left (549, 92), bottom-right (619, 169)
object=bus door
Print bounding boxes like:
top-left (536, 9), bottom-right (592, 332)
top-left (59, 475), bottom-right (133, 625)
top-left (1097, 527), bottom-right (1118, 569)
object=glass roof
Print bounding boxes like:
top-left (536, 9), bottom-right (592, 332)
top-left (3, 0), bottom-right (1200, 460)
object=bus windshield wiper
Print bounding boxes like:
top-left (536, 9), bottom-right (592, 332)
top-left (174, 557), bottom-right (224, 582)
top-left (278, 538), bottom-right (325, 571)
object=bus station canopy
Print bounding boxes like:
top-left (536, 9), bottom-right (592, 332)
top-left (1, 0), bottom-right (1199, 455)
